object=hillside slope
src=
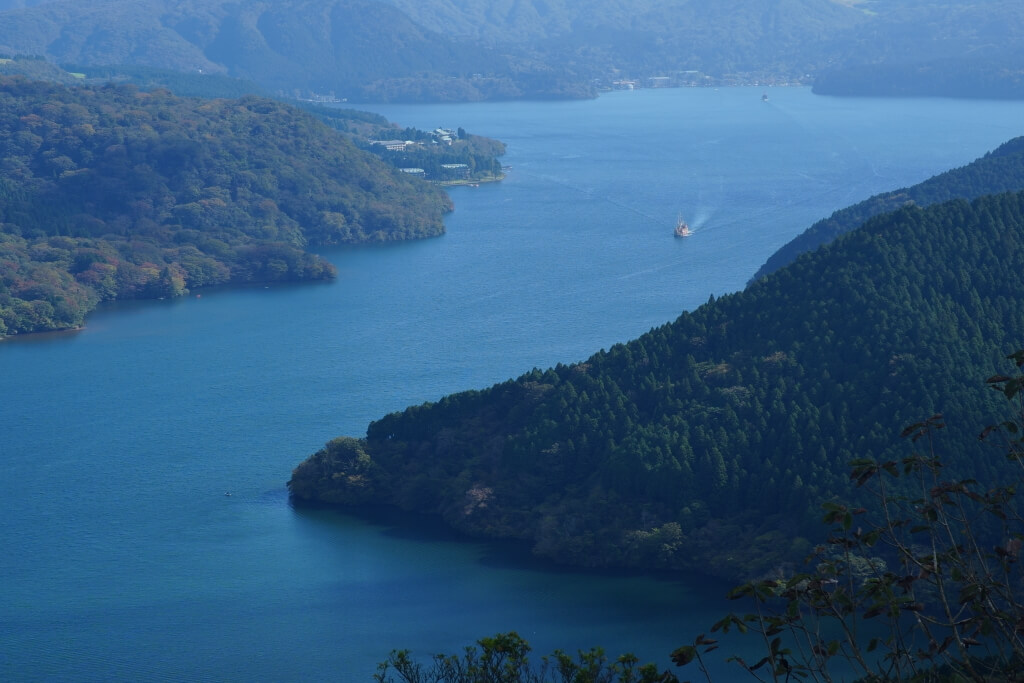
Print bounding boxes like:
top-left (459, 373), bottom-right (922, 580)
top-left (0, 76), bottom-right (452, 336)
top-left (383, 0), bottom-right (865, 78)
top-left (292, 189), bottom-right (1024, 581)
top-left (814, 0), bottom-right (1024, 98)
top-left (752, 136), bottom-right (1024, 281)
top-left (382, 0), bottom-right (1024, 95)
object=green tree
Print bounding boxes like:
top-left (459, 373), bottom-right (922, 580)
top-left (673, 352), bottom-right (1024, 682)
top-left (374, 631), bottom-right (679, 683)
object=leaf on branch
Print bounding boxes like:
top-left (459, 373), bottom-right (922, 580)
top-left (711, 614), bottom-right (744, 633)
top-left (670, 646), bottom-right (697, 667)
top-left (901, 422), bottom-right (927, 439)
top-left (727, 584), bottom-right (755, 600)
top-left (726, 655), bottom-right (748, 669)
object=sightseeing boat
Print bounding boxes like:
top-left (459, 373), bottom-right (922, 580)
top-left (674, 215), bottom-right (692, 238)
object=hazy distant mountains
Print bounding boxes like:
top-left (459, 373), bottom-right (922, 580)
top-left (0, 0), bottom-right (591, 101)
top-left (0, 0), bottom-right (1022, 101)
top-left (383, 0), bottom-right (866, 77)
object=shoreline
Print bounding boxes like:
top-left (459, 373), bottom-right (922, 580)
top-left (437, 172), bottom-right (505, 187)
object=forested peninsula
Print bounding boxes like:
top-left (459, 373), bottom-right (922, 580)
top-left (751, 136), bottom-right (1024, 282)
top-left (0, 76), bottom-right (453, 337)
top-left (292, 188), bottom-right (1024, 582)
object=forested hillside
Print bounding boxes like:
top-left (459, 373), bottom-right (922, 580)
top-left (292, 190), bottom-right (1024, 581)
top-left (0, 76), bottom-right (452, 336)
top-left (812, 0), bottom-right (1024, 98)
top-left (382, 0), bottom-right (864, 80)
top-left (382, 0), bottom-right (1024, 97)
top-left (752, 136), bottom-right (1024, 281)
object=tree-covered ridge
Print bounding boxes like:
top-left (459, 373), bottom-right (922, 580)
top-left (59, 62), bottom-right (269, 100)
top-left (1, 58), bottom-right (508, 183)
top-left (811, 0), bottom-right (1024, 99)
top-left (374, 0), bottom-right (1024, 98)
top-left (751, 136), bottom-right (1024, 282)
top-left (0, 76), bottom-right (453, 336)
top-left (292, 190), bottom-right (1024, 582)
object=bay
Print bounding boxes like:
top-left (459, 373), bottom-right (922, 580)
top-left (2, 87), bottom-right (1023, 681)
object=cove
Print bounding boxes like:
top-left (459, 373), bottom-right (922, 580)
top-left (3, 87), bottom-right (1024, 680)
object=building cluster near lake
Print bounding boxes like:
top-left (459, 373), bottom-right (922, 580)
top-left (372, 127), bottom-right (460, 151)
top-left (368, 127), bottom-right (500, 184)
top-left (607, 70), bottom-right (811, 91)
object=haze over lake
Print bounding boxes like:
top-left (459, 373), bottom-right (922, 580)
top-left (4, 87), bottom-right (1024, 680)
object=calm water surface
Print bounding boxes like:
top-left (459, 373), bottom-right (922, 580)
top-left (3, 88), bottom-right (1024, 680)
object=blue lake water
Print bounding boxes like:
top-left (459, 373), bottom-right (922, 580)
top-left (3, 87), bottom-right (1024, 681)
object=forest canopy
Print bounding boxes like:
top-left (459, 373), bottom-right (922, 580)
top-left (292, 188), bottom-right (1024, 582)
top-left (0, 76), bottom-right (453, 336)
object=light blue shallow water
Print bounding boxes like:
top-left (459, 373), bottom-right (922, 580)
top-left (3, 88), bottom-right (1023, 681)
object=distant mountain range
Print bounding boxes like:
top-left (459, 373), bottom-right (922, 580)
top-left (0, 0), bottom-right (587, 101)
top-left (1, 0), bottom-right (1022, 101)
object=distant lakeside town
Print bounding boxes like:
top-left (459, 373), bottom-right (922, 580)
top-left (603, 70), bottom-right (809, 91)
top-left (295, 70), bottom-right (810, 106)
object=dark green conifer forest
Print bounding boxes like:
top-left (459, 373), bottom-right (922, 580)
top-left (292, 189), bottom-right (1024, 581)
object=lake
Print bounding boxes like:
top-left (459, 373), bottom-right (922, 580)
top-left (3, 87), bottom-right (1023, 681)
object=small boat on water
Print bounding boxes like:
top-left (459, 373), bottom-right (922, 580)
top-left (674, 215), bottom-right (692, 238)
top-left (762, 92), bottom-right (769, 102)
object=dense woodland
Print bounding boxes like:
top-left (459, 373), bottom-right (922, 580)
top-left (0, 58), bottom-right (509, 180)
top-left (752, 136), bottom-right (1024, 281)
top-left (0, 76), bottom-right (453, 336)
top-left (292, 188), bottom-right (1024, 581)
top-left (59, 63), bottom-right (269, 100)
